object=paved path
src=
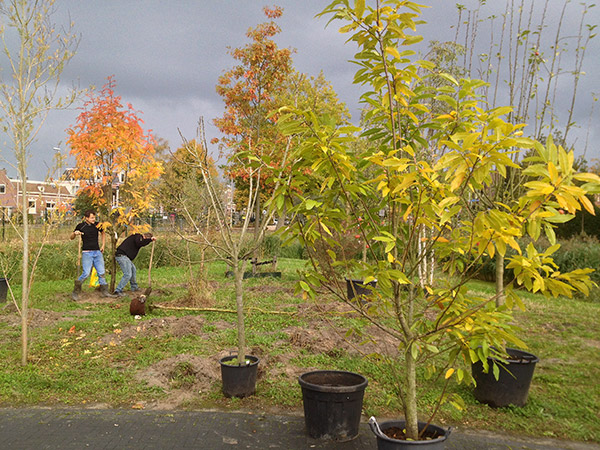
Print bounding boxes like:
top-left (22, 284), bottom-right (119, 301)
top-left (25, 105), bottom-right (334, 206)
top-left (0, 408), bottom-right (598, 450)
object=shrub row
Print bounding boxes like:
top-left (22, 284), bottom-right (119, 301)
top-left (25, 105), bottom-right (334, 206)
top-left (0, 233), bottom-right (309, 284)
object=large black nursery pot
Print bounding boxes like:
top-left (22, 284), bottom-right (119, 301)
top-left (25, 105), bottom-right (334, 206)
top-left (298, 370), bottom-right (368, 441)
top-left (472, 347), bottom-right (539, 407)
top-left (369, 419), bottom-right (451, 450)
top-left (345, 278), bottom-right (376, 300)
top-left (219, 355), bottom-right (259, 398)
top-left (0, 278), bottom-right (8, 302)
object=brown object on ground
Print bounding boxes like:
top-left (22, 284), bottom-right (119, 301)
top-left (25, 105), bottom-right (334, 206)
top-left (130, 240), bottom-right (154, 315)
top-left (129, 295), bottom-right (146, 315)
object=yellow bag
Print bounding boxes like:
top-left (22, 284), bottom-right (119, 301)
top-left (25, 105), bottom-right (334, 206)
top-left (89, 267), bottom-right (100, 287)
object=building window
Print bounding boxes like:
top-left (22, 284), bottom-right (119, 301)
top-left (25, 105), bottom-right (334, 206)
top-left (0, 184), bottom-right (5, 194)
top-left (46, 201), bottom-right (55, 209)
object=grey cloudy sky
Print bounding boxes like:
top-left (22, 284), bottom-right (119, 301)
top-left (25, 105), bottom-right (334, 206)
top-left (1, 0), bottom-right (598, 179)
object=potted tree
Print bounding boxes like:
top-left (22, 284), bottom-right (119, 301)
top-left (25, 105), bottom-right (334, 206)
top-left (275, 0), bottom-right (600, 446)
top-left (471, 347), bottom-right (539, 408)
top-left (179, 118), bottom-right (290, 398)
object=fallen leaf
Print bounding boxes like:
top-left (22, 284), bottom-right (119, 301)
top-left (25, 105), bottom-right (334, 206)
top-left (68, 325), bottom-right (76, 333)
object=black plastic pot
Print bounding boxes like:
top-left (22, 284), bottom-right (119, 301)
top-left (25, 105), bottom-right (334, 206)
top-left (472, 347), bottom-right (539, 407)
top-left (370, 420), bottom-right (450, 450)
top-left (219, 355), bottom-right (259, 398)
top-left (0, 278), bottom-right (8, 302)
top-left (298, 370), bottom-right (368, 441)
top-left (345, 278), bottom-right (376, 300)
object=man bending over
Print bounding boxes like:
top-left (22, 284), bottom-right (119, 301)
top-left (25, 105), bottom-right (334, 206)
top-left (113, 232), bottom-right (156, 297)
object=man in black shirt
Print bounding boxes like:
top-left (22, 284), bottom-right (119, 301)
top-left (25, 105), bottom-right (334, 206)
top-left (113, 232), bottom-right (156, 296)
top-left (70, 210), bottom-right (115, 300)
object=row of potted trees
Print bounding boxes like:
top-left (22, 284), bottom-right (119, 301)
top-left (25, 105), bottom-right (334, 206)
top-left (271, 1), bottom-right (598, 448)
top-left (183, 1), bottom-right (599, 448)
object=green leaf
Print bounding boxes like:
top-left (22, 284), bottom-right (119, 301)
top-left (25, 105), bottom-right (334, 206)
top-left (305, 199), bottom-right (320, 210)
top-left (410, 343), bottom-right (419, 361)
top-left (492, 362), bottom-right (500, 381)
top-left (355, 0), bottom-right (365, 18)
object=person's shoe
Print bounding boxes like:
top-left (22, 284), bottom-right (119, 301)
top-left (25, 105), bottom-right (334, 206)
top-left (130, 287), bottom-right (139, 293)
top-left (113, 290), bottom-right (126, 298)
top-left (71, 280), bottom-right (82, 301)
top-left (100, 284), bottom-right (117, 298)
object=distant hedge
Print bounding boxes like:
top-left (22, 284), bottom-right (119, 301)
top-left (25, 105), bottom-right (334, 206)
top-left (0, 233), bottom-right (308, 285)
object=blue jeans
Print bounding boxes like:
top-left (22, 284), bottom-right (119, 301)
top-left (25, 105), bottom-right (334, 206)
top-left (77, 250), bottom-right (108, 286)
top-left (115, 255), bottom-right (138, 293)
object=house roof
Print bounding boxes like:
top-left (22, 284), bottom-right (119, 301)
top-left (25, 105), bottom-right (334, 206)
top-left (11, 179), bottom-right (73, 198)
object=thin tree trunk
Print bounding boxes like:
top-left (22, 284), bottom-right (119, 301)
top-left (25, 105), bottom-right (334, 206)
top-left (110, 233), bottom-right (117, 292)
top-left (20, 169), bottom-right (29, 365)
top-left (495, 253), bottom-right (505, 306)
top-left (404, 347), bottom-right (419, 440)
top-left (233, 261), bottom-right (246, 365)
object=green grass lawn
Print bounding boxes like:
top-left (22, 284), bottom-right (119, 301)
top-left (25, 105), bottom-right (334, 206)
top-left (0, 258), bottom-right (598, 443)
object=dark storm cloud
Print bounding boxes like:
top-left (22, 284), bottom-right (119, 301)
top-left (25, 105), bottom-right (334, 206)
top-left (1, 0), bottom-right (597, 179)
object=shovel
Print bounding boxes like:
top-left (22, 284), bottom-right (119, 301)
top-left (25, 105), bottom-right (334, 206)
top-left (76, 237), bottom-right (82, 276)
top-left (144, 240), bottom-right (155, 297)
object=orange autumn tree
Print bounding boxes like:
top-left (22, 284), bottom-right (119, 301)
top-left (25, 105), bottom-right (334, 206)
top-left (213, 6), bottom-right (292, 235)
top-left (67, 76), bottom-right (162, 290)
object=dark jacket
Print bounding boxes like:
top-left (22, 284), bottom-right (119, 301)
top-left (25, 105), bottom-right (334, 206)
top-left (115, 234), bottom-right (153, 261)
top-left (75, 221), bottom-right (103, 251)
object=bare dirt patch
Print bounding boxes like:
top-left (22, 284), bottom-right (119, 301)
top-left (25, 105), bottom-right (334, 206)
top-left (0, 307), bottom-right (86, 329)
top-left (286, 322), bottom-right (397, 358)
top-left (75, 290), bottom-right (124, 305)
top-left (120, 303), bottom-right (398, 409)
top-left (134, 353), bottom-right (221, 409)
top-left (97, 315), bottom-right (229, 346)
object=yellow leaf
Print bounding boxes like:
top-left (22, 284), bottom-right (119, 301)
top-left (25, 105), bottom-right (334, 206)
top-left (548, 161), bottom-right (559, 183)
top-left (450, 172), bottom-right (465, 191)
top-left (445, 368), bottom-right (455, 379)
top-left (581, 195), bottom-right (595, 215)
top-left (386, 46), bottom-right (401, 60)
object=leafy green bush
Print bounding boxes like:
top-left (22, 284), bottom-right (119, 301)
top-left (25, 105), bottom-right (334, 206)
top-left (551, 235), bottom-right (600, 301)
top-left (0, 241), bottom-right (78, 284)
top-left (263, 234), bottom-right (306, 259)
top-left (0, 237), bottom-right (210, 285)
